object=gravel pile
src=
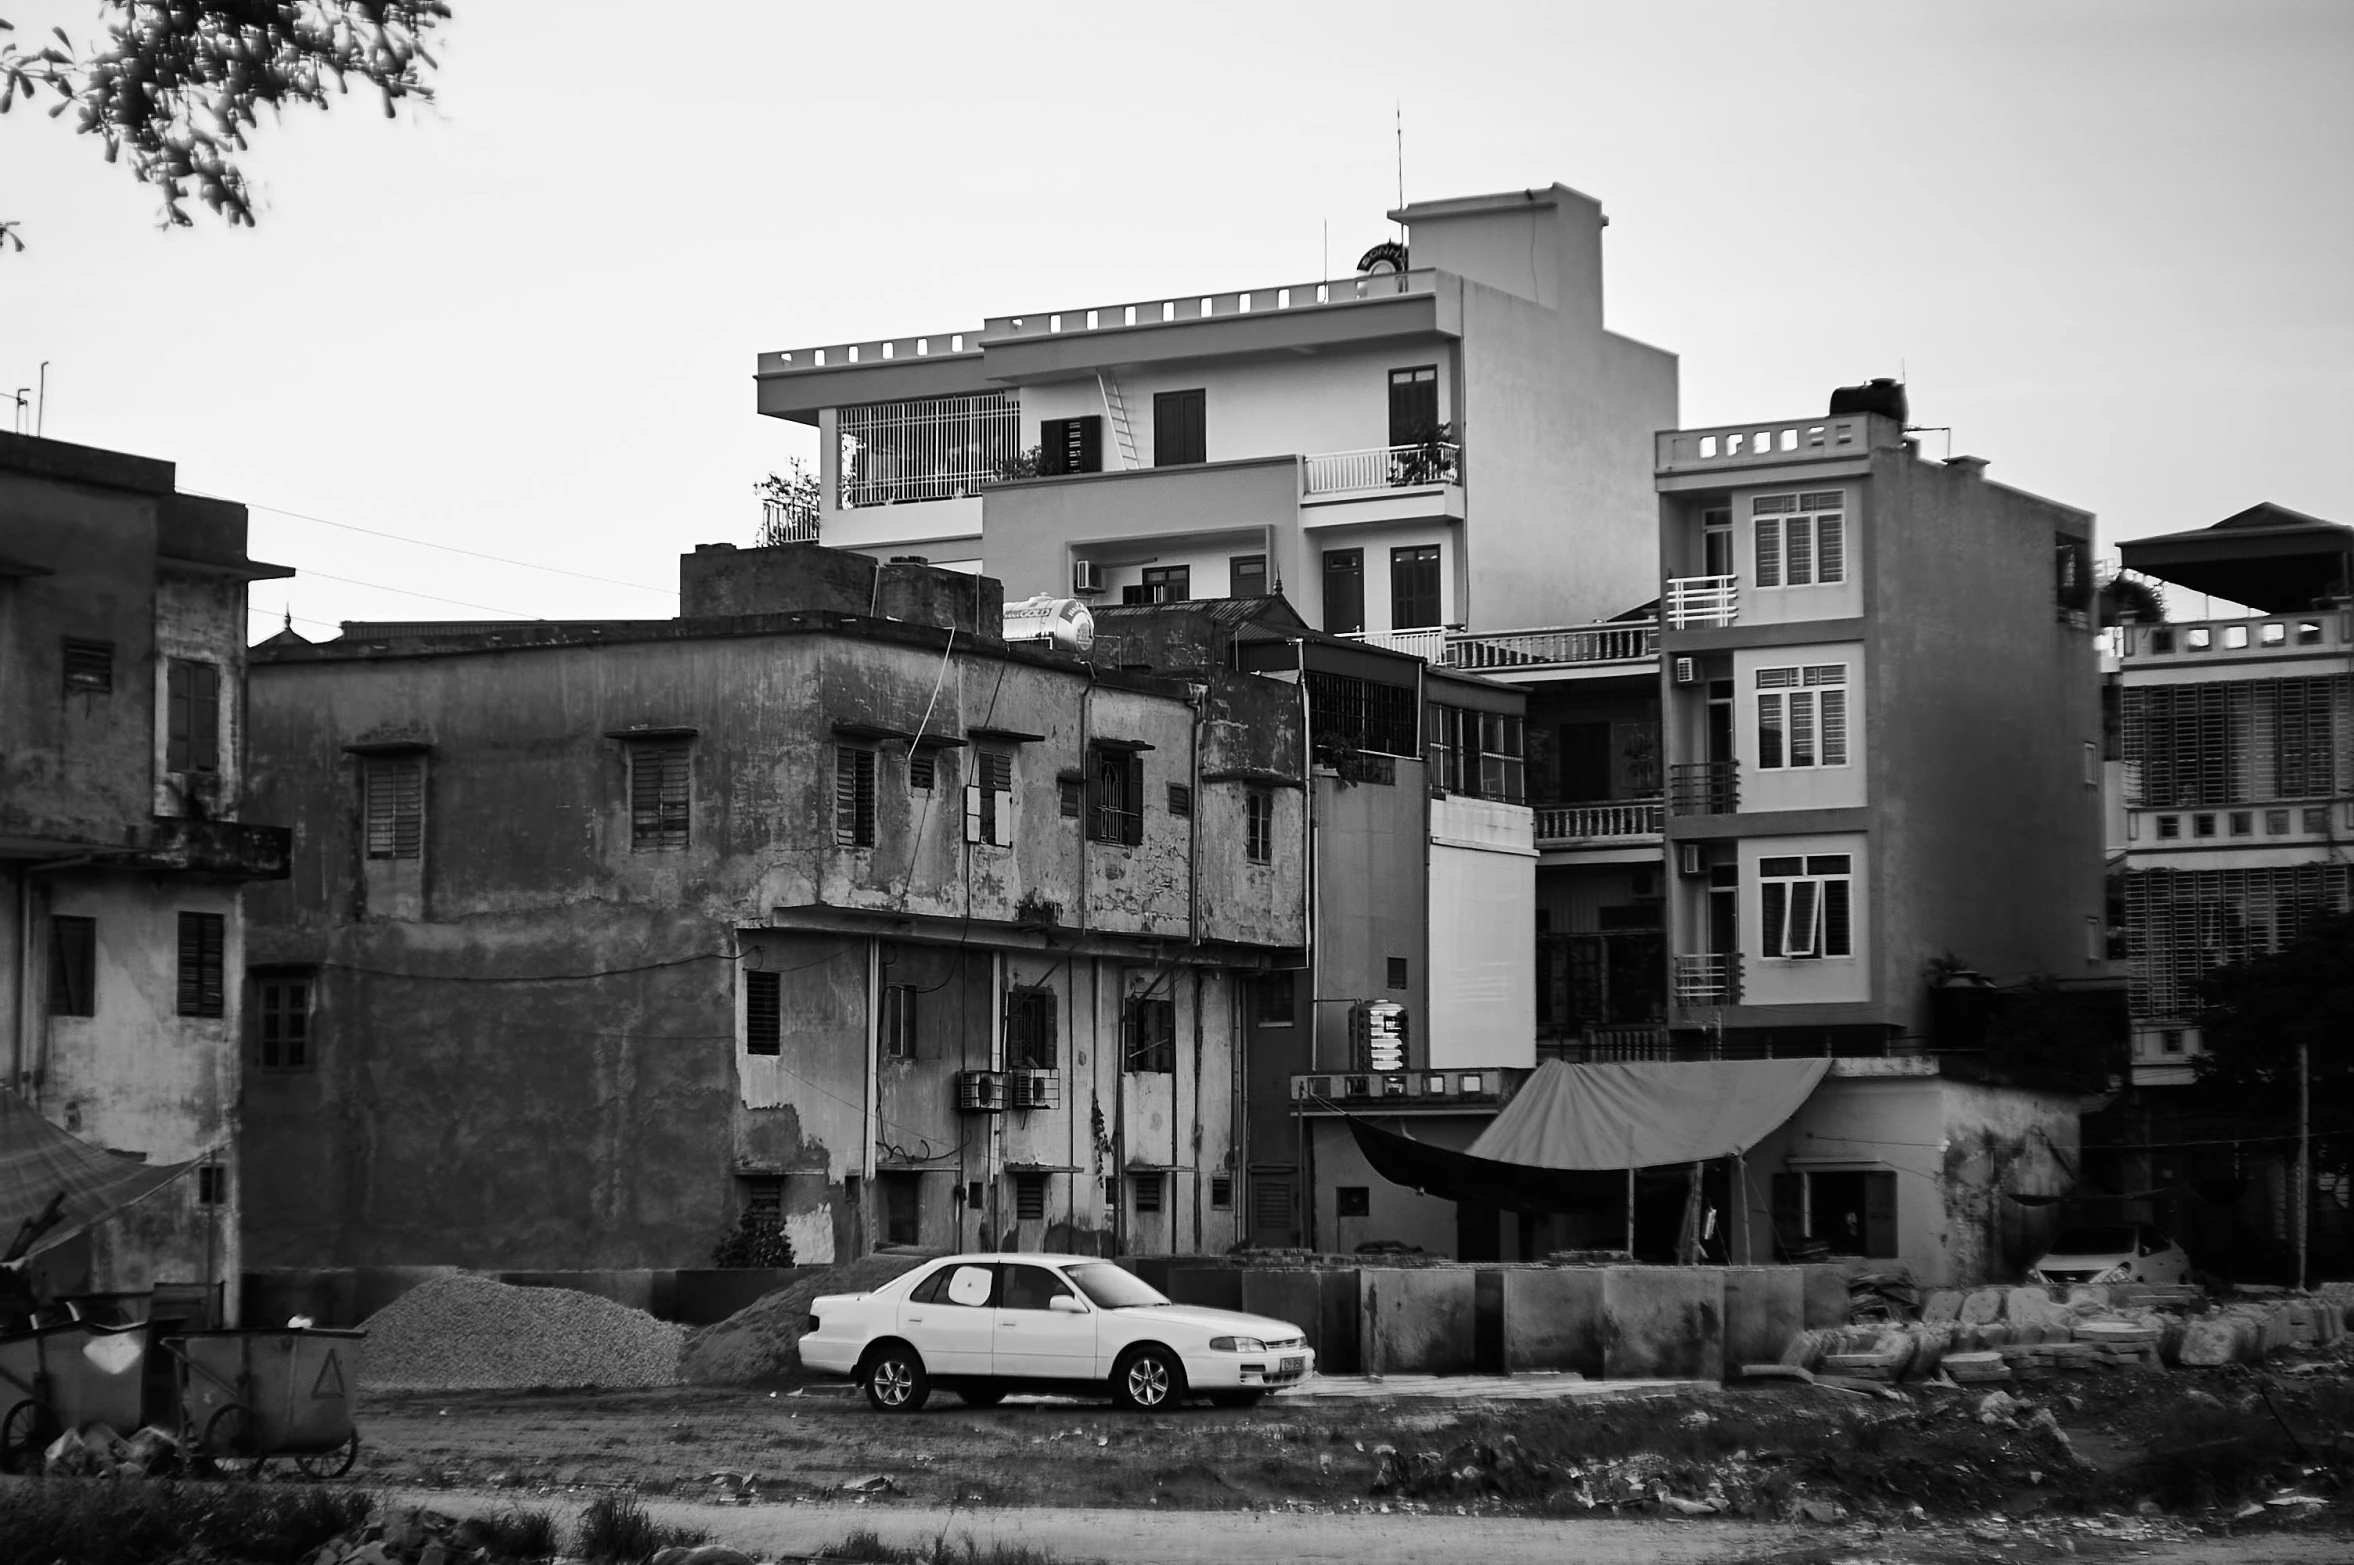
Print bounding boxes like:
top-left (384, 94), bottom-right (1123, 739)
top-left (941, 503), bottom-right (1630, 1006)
top-left (681, 1252), bottom-right (935, 1385)
top-left (358, 1274), bottom-right (686, 1391)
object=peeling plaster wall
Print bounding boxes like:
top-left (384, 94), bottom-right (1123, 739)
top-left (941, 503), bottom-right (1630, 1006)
top-left (1741, 1069), bottom-right (2078, 1287)
top-left (244, 622), bottom-right (1296, 1271)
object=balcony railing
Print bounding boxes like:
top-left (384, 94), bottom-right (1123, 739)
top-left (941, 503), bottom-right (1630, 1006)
top-left (1668, 761), bottom-right (1739, 816)
top-left (1535, 798), bottom-right (1663, 845)
top-left (1445, 620), bottom-right (1657, 672)
top-left (1672, 953), bottom-right (1740, 1005)
top-left (1304, 441), bottom-right (1463, 496)
top-left (1341, 627), bottom-right (1450, 662)
top-left (1541, 1026), bottom-right (1671, 1063)
top-left (986, 269), bottom-right (1439, 344)
top-left (760, 497), bottom-right (820, 545)
top-left (1664, 574), bottom-right (1739, 630)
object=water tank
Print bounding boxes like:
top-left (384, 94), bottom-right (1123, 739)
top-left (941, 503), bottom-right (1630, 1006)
top-left (1001, 594), bottom-right (1095, 652)
top-left (1828, 378), bottom-right (1908, 425)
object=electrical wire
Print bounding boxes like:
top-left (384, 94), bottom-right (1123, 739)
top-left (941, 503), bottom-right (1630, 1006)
top-left (287, 567), bottom-right (536, 619)
top-left (197, 493), bottom-right (677, 597)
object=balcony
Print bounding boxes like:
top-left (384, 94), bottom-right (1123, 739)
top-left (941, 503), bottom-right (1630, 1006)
top-left (1341, 627), bottom-right (1450, 662)
top-left (1445, 620), bottom-right (1657, 673)
top-left (1304, 441), bottom-right (1462, 497)
top-left (1672, 953), bottom-right (1741, 1006)
top-left (759, 496), bottom-right (820, 545)
top-left (1668, 761), bottom-right (1739, 816)
top-left (1534, 798), bottom-right (1663, 846)
top-left (1664, 575), bottom-right (1739, 630)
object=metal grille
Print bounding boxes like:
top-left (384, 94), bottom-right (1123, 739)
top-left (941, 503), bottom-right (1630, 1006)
top-left (838, 390), bottom-right (1020, 507)
top-left (745, 969), bottom-right (781, 1056)
top-left (1305, 670), bottom-right (1419, 758)
top-left (629, 743), bottom-right (691, 851)
top-left (2123, 863), bottom-right (2353, 1021)
top-left (2122, 676), bottom-right (2350, 805)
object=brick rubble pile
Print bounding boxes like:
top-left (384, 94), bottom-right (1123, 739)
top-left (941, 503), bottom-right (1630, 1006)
top-left (358, 1275), bottom-right (686, 1391)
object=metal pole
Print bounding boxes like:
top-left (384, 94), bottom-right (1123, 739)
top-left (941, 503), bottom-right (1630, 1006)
top-left (2298, 1040), bottom-right (2310, 1292)
top-left (1625, 1167), bottom-right (1636, 1257)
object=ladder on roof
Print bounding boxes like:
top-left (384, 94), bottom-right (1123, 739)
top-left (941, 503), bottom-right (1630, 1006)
top-left (1097, 371), bottom-right (1140, 470)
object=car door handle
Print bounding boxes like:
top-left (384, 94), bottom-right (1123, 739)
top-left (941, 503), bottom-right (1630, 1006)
top-left (906, 1315), bottom-right (924, 1324)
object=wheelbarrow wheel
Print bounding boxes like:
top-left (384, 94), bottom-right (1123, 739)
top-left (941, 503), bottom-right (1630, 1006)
top-left (294, 1430), bottom-right (359, 1481)
top-left (201, 1404), bottom-right (264, 1480)
top-left (1, 1398), bottom-right (52, 1473)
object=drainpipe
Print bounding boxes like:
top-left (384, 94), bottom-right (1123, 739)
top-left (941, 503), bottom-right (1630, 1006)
top-left (864, 938), bottom-right (880, 1247)
top-left (1187, 682), bottom-right (1205, 948)
top-left (1190, 967), bottom-right (1203, 1254)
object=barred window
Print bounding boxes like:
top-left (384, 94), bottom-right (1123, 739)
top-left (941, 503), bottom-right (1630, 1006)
top-left (2120, 676), bottom-right (2347, 807)
top-left (629, 743), bottom-right (691, 851)
top-left (745, 968), bottom-right (781, 1056)
top-left (1015, 1174), bottom-right (1049, 1221)
top-left (62, 638), bottom-right (114, 694)
top-left (1305, 670), bottom-right (1419, 758)
top-left (1131, 1173), bottom-right (1164, 1214)
top-left (838, 391), bottom-right (1021, 508)
top-left (836, 747), bottom-right (876, 846)
top-left (1007, 986), bottom-right (1058, 1069)
top-left (176, 912), bottom-right (225, 1018)
top-left (1124, 995), bottom-right (1176, 1074)
top-left (364, 757), bottom-right (424, 860)
top-left (1246, 790), bottom-right (1274, 863)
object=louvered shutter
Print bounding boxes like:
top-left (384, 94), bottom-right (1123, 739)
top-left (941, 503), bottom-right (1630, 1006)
top-left (1753, 519), bottom-right (1782, 588)
top-left (366, 758), bottom-right (424, 859)
top-left (167, 660), bottom-right (192, 772)
top-left (837, 747), bottom-right (875, 846)
top-left (631, 744), bottom-right (691, 850)
top-left (745, 969), bottom-right (782, 1056)
top-left (1121, 754), bottom-right (1145, 845)
top-left (177, 912), bottom-right (224, 1018)
top-left (1816, 515), bottom-right (1846, 584)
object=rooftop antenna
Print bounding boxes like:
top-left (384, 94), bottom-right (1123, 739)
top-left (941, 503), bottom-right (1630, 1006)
top-left (36, 361), bottom-right (47, 437)
top-left (8, 388), bottom-right (26, 436)
top-left (1322, 219), bottom-right (1328, 281)
top-left (1396, 101), bottom-right (1405, 227)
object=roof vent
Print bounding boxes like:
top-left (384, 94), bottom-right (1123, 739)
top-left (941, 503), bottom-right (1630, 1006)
top-left (1946, 455), bottom-right (1989, 477)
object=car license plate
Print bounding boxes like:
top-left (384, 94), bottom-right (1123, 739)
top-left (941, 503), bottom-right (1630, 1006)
top-left (1280, 1356), bottom-right (1305, 1377)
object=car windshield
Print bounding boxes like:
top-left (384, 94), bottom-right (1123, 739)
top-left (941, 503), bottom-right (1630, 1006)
top-left (1064, 1263), bottom-right (1171, 1309)
top-left (2048, 1226), bottom-right (2136, 1255)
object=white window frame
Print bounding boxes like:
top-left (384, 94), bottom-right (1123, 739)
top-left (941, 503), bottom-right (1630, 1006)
top-left (1758, 853), bottom-right (1854, 961)
top-left (965, 746), bottom-right (1014, 847)
top-left (1752, 491), bottom-right (1846, 589)
top-left (1755, 664), bottom-right (1850, 770)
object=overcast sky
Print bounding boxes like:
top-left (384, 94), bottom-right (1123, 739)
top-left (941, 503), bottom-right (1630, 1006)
top-left (5, 0), bottom-right (2349, 638)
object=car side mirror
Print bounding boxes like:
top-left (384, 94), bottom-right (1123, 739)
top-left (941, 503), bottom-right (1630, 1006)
top-left (1049, 1294), bottom-right (1087, 1314)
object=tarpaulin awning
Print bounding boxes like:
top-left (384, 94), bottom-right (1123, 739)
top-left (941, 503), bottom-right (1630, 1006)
top-left (1344, 1058), bottom-right (1832, 1216)
top-left (1, 1090), bottom-right (195, 1263)
top-left (1468, 1058), bottom-right (1832, 1169)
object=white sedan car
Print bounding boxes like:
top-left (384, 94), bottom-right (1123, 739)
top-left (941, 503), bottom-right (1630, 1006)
top-left (800, 1252), bottom-right (1315, 1412)
top-left (2028, 1223), bottom-right (2193, 1287)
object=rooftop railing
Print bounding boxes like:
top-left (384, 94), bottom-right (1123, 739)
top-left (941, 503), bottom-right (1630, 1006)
top-left (1340, 627), bottom-right (1450, 663)
top-left (1304, 441), bottom-right (1461, 496)
top-left (1534, 798), bottom-right (1664, 845)
top-left (986, 270), bottom-right (1438, 344)
top-left (1655, 414), bottom-right (1874, 473)
top-left (758, 331), bottom-right (979, 376)
top-left (1445, 621), bottom-right (1657, 672)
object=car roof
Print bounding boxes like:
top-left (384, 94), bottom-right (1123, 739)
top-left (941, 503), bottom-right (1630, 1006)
top-left (923, 1252), bottom-right (1111, 1266)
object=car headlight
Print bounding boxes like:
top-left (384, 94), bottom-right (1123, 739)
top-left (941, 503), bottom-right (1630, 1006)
top-left (1209, 1336), bottom-right (1267, 1353)
top-left (2095, 1263), bottom-right (2130, 1284)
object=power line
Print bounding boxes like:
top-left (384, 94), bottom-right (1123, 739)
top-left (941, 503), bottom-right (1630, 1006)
top-left (290, 567), bottom-right (536, 619)
top-left (201, 493), bottom-right (677, 598)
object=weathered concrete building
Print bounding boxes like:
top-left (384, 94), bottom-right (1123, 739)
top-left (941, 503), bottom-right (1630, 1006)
top-left (240, 545), bottom-right (1304, 1272)
top-left (1, 431), bottom-right (292, 1313)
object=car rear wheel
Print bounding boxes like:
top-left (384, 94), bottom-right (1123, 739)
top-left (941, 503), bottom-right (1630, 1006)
top-left (1112, 1345), bottom-right (1186, 1411)
top-left (861, 1342), bottom-right (931, 1413)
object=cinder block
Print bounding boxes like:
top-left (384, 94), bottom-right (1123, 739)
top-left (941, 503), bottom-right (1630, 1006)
top-left (2004, 1286), bottom-right (2051, 1321)
top-left (1800, 1265), bottom-right (1849, 1329)
top-left (1501, 1267), bottom-right (1605, 1377)
top-left (1360, 1267), bottom-right (1477, 1376)
top-left (1602, 1266), bottom-right (1725, 1382)
top-left (1923, 1289), bottom-right (1964, 1323)
top-left (1722, 1268), bottom-right (1804, 1380)
top-left (1317, 1269), bottom-right (1363, 1376)
top-left (1958, 1288), bottom-right (2005, 1326)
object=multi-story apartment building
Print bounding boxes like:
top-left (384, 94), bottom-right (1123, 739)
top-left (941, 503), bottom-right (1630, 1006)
top-left (1, 431), bottom-right (292, 1317)
top-left (2110, 503), bottom-right (2354, 1088)
top-left (240, 545), bottom-right (1305, 1271)
top-left (754, 182), bottom-right (1677, 645)
top-left (1082, 598), bottom-right (1536, 1256)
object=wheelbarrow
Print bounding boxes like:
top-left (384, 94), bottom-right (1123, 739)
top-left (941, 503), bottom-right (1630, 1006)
top-left (165, 1328), bottom-right (365, 1479)
top-left (0, 1319), bottom-right (148, 1472)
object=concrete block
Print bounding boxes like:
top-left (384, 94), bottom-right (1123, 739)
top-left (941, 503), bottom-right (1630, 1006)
top-left (1361, 1268), bottom-right (1477, 1376)
top-left (1923, 1289), bottom-right (1964, 1324)
top-left (1164, 1264), bottom-right (1243, 1313)
top-left (1501, 1267), bottom-right (1605, 1377)
top-left (1723, 1268), bottom-right (1804, 1380)
top-left (1240, 1271), bottom-right (1332, 1367)
top-left (2065, 1285), bottom-right (2110, 1311)
top-left (1959, 1288), bottom-right (2005, 1326)
top-left (2003, 1286), bottom-right (2051, 1321)
top-left (1800, 1265), bottom-right (1849, 1329)
top-left (1474, 1271), bottom-right (1506, 1376)
top-left (1602, 1266), bottom-right (1725, 1382)
top-left (1317, 1269), bottom-right (1363, 1376)
top-left (2179, 1317), bottom-right (2240, 1366)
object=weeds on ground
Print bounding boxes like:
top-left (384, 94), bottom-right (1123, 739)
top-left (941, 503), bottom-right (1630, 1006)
top-left (572, 1491), bottom-right (709, 1562)
top-left (474, 1505), bottom-right (563, 1560)
top-left (0, 1480), bottom-right (372, 1565)
top-left (820, 1527), bottom-right (1065, 1565)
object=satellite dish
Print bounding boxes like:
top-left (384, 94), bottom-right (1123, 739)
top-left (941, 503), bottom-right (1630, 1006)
top-left (1357, 240), bottom-right (1408, 276)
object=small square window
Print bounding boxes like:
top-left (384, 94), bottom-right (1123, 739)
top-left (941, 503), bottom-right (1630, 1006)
top-left (1166, 782), bottom-right (1193, 817)
top-left (1058, 778), bottom-right (1084, 818)
top-left (1460, 1074), bottom-right (1483, 1094)
top-left (1210, 1175), bottom-right (1233, 1210)
top-left (2261, 623), bottom-right (2286, 645)
top-left (2185, 627), bottom-right (2213, 650)
top-left (2229, 811), bottom-right (2252, 836)
top-left (2193, 814), bottom-right (2216, 838)
top-left (2160, 1029), bottom-right (2185, 1055)
top-left (908, 751), bottom-right (936, 791)
top-left (2304, 807), bottom-right (2329, 833)
top-left (2148, 629), bottom-right (2175, 654)
top-left (2296, 621), bottom-right (2323, 646)
top-left (1336, 1186), bottom-right (1371, 1218)
top-left (2155, 815), bottom-right (2181, 839)
top-left (741, 1175), bottom-right (785, 1222)
top-left (62, 638), bottom-right (115, 693)
top-left (2266, 809), bottom-right (2291, 834)
top-left (1015, 1174), bottom-right (1048, 1221)
top-left (1131, 1173), bottom-right (1164, 1214)
top-left (2223, 625), bottom-right (2249, 649)
top-left (197, 1165), bottom-right (228, 1206)
top-left (1385, 957), bottom-right (1409, 989)
top-left (1251, 970), bottom-right (1295, 1027)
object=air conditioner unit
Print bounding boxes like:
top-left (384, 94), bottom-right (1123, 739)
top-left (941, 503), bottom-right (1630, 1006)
top-left (1673, 656), bottom-right (1698, 685)
top-left (1071, 560), bottom-right (1104, 595)
top-left (1010, 1070), bottom-right (1060, 1110)
top-left (1678, 843), bottom-right (1707, 877)
top-left (955, 1070), bottom-right (1008, 1112)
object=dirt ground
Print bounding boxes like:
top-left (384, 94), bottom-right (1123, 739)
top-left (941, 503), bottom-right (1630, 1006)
top-left (338, 1359), bottom-right (2354, 1561)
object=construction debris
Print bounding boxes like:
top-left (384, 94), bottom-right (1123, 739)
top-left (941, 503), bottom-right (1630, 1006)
top-left (359, 1274), bottom-right (687, 1391)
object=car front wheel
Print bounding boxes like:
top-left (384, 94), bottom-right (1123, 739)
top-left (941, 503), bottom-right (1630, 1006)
top-left (862, 1342), bottom-right (931, 1413)
top-left (1112, 1345), bottom-right (1186, 1411)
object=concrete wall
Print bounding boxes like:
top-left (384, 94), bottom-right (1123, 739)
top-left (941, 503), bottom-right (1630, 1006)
top-left (1310, 764), bottom-right (1430, 1073)
top-left (1425, 795), bottom-right (1537, 1068)
top-left (985, 458), bottom-right (1304, 609)
top-left (1740, 1068), bottom-right (2078, 1286)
